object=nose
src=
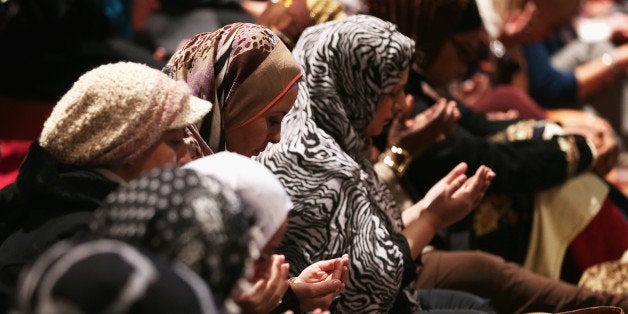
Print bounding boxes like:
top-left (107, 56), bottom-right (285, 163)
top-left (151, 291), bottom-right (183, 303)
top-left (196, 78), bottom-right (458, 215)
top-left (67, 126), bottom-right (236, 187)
top-left (393, 91), bottom-right (407, 114)
top-left (268, 128), bottom-right (281, 144)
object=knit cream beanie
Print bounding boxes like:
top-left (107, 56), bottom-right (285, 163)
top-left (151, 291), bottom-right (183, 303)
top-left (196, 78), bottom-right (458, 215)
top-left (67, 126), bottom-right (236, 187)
top-left (40, 62), bottom-right (212, 166)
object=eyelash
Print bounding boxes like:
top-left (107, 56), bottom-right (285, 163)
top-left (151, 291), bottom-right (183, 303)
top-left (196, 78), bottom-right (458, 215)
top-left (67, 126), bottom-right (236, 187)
top-left (268, 118), bottom-right (282, 127)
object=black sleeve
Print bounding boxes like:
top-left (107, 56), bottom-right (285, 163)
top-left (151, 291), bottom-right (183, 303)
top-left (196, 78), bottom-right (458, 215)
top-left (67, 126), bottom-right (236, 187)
top-left (454, 100), bottom-right (514, 136)
top-left (271, 286), bottom-right (301, 314)
top-left (405, 126), bottom-right (594, 196)
top-left (402, 81), bottom-right (593, 197)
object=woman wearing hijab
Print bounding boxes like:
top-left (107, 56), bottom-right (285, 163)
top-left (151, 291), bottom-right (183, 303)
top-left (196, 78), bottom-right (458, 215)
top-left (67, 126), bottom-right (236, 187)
top-left (165, 21), bottom-right (454, 161)
top-left (185, 152), bottom-right (349, 314)
top-left (362, 0), bottom-right (628, 312)
top-left (16, 165), bottom-right (249, 313)
top-left (165, 24), bottom-right (354, 312)
top-left (0, 62), bottom-right (212, 297)
top-left (256, 14), bottom-right (495, 313)
top-left (163, 22), bottom-right (302, 157)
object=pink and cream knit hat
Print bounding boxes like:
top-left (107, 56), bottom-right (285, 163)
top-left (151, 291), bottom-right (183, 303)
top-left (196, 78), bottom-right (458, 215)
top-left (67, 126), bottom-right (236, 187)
top-left (40, 62), bottom-right (212, 166)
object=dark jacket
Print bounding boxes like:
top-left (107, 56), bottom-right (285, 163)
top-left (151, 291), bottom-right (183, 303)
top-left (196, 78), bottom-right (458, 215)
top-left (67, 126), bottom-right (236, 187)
top-left (0, 141), bottom-right (118, 295)
top-left (375, 70), bottom-right (596, 263)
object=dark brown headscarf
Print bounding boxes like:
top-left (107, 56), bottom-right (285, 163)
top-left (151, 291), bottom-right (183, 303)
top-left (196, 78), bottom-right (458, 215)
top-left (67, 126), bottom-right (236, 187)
top-left (367, 0), bottom-right (482, 68)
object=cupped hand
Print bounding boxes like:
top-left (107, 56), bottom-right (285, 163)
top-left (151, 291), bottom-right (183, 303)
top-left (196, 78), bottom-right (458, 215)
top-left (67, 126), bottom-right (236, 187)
top-left (232, 254), bottom-right (291, 314)
top-left (387, 97), bottom-right (460, 159)
top-left (291, 254), bottom-right (349, 312)
top-left (419, 163), bottom-right (495, 231)
top-left (499, 1), bottom-right (538, 45)
top-left (555, 110), bottom-right (619, 176)
top-left (449, 73), bottom-right (492, 107)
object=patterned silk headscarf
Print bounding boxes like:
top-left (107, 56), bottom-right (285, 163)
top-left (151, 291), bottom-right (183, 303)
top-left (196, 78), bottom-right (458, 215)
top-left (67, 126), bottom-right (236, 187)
top-left (256, 15), bottom-right (416, 312)
top-left (90, 166), bottom-right (253, 304)
top-left (164, 23), bottom-right (303, 152)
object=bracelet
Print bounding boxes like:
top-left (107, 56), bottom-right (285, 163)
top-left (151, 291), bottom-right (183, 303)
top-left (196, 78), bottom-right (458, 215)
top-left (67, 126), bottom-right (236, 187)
top-left (288, 276), bottom-right (298, 284)
top-left (380, 145), bottom-right (412, 177)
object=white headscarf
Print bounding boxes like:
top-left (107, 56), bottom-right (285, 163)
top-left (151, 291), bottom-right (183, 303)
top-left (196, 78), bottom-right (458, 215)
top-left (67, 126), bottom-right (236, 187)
top-left (184, 152), bottom-right (292, 255)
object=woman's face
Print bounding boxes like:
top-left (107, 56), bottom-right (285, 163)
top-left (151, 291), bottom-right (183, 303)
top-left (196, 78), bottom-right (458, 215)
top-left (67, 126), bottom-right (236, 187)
top-left (425, 29), bottom-right (482, 88)
top-left (113, 128), bottom-right (189, 181)
top-left (225, 86), bottom-right (298, 157)
top-left (250, 219), bottom-right (288, 281)
top-left (364, 68), bottom-right (409, 137)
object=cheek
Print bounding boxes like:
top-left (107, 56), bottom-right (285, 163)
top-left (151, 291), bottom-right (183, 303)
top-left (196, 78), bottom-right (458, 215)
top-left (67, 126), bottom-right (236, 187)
top-left (376, 99), bottom-right (394, 118)
top-left (226, 120), bottom-right (268, 155)
top-left (155, 144), bottom-right (178, 164)
top-left (141, 143), bottom-right (177, 170)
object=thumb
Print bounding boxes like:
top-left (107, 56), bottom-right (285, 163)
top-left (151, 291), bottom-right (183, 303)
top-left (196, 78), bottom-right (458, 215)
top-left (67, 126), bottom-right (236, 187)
top-left (404, 94), bottom-right (414, 116)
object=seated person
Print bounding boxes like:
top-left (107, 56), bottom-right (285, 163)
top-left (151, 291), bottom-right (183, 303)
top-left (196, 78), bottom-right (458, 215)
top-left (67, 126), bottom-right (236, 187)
top-left (0, 62), bottom-right (211, 295)
top-left (368, 0), bottom-right (628, 282)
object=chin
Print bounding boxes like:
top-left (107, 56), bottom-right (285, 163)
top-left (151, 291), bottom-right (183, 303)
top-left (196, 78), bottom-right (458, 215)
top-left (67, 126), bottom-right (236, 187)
top-left (249, 148), bottom-right (263, 157)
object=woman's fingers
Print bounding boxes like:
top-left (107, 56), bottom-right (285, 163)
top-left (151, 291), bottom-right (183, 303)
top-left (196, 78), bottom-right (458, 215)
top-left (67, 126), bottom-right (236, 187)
top-left (445, 173), bottom-right (468, 198)
top-left (330, 258), bottom-right (343, 281)
top-left (458, 166), bottom-right (494, 207)
top-left (265, 255), bottom-right (290, 305)
top-left (442, 162), bottom-right (468, 185)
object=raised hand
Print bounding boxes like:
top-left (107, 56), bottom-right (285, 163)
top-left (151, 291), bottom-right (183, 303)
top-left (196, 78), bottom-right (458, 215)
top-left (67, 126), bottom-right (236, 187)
top-left (549, 109), bottom-right (619, 176)
top-left (448, 73), bottom-right (492, 108)
top-left (232, 254), bottom-right (291, 314)
top-left (387, 97), bottom-right (460, 159)
top-left (419, 163), bottom-right (495, 231)
top-left (291, 254), bottom-right (349, 312)
top-left (401, 163), bottom-right (495, 259)
top-left (498, 1), bottom-right (538, 46)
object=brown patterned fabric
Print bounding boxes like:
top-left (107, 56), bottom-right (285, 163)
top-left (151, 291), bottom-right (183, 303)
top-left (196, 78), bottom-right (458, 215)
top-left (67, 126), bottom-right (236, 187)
top-left (579, 252), bottom-right (628, 296)
top-left (164, 23), bottom-right (302, 152)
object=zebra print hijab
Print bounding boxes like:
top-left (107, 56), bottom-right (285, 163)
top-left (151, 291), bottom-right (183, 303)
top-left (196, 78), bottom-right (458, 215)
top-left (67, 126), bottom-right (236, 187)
top-left (256, 15), bottom-right (416, 312)
top-left (164, 23), bottom-right (302, 152)
top-left (294, 15), bottom-right (415, 163)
